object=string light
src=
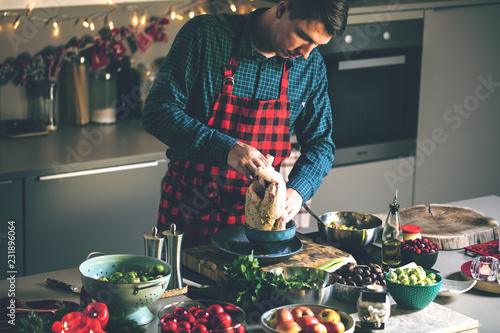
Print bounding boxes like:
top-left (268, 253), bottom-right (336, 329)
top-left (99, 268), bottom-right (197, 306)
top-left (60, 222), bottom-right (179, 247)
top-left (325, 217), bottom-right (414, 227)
top-left (12, 15), bottom-right (21, 29)
top-left (0, 0), bottom-right (259, 37)
top-left (229, 0), bottom-right (237, 12)
top-left (131, 11), bottom-right (139, 26)
top-left (26, 3), bottom-right (35, 16)
top-left (140, 11), bottom-right (147, 25)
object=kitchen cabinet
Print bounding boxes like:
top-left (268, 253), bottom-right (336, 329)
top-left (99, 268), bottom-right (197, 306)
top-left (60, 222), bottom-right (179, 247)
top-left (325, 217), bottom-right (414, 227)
top-left (24, 159), bottom-right (167, 275)
top-left (311, 157), bottom-right (414, 216)
top-left (414, 3), bottom-right (500, 204)
top-left (0, 180), bottom-right (24, 279)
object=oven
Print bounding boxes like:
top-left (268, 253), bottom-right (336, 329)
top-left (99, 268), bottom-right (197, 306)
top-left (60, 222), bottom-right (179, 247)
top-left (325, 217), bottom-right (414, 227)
top-left (318, 19), bottom-right (423, 166)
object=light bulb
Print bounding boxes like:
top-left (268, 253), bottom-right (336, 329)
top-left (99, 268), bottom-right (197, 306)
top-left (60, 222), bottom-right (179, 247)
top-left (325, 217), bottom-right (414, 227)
top-left (140, 12), bottom-right (147, 25)
top-left (53, 21), bottom-right (58, 29)
top-left (90, 22), bottom-right (95, 31)
top-left (189, 11), bottom-right (195, 19)
top-left (132, 11), bottom-right (139, 26)
top-left (13, 16), bottom-right (21, 29)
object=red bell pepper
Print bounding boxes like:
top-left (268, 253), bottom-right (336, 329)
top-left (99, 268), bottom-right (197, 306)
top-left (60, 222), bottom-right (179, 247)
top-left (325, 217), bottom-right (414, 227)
top-left (51, 320), bottom-right (63, 332)
top-left (51, 303), bottom-right (109, 333)
top-left (81, 302), bottom-right (109, 329)
top-left (60, 311), bottom-right (83, 331)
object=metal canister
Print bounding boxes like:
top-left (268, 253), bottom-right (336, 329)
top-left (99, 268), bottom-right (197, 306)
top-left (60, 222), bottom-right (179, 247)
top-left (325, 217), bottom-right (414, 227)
top-left (143, 227), bottom-right (165, 260)
top-left (163, 224), bottom-right (184, 290)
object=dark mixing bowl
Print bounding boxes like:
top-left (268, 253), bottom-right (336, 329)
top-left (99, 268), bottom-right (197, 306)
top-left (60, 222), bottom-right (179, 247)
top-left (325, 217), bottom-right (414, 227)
top-left (243, 221), bottom-right (296, 253)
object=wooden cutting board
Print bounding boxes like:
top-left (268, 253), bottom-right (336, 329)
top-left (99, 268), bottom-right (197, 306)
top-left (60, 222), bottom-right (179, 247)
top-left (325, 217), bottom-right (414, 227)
top-left (181, 233), bottom-right (353, 281)
top-left (375, 204), bottom-right (499, 250)
top-left (351, 302), bottom-right (478, 333)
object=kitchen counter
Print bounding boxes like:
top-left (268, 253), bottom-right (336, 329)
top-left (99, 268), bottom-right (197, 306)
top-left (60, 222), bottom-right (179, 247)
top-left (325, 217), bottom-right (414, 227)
top-left (2, 195), bottom-right (498, 332)
top-left (0, 119), bottom-right (167, 182)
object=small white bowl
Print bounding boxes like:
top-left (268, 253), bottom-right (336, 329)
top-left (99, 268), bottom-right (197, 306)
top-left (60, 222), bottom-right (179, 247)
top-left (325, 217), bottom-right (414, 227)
top-left (438, 278), bottom-right (477, 296)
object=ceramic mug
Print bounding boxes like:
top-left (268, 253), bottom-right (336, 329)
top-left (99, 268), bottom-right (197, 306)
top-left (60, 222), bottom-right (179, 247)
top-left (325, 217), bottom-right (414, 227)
top-left (470, 256), bottom-right (499, 282)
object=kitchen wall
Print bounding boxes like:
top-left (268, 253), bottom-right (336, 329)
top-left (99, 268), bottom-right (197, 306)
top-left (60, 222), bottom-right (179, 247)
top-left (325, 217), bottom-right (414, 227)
top-left (0, 1), bottom-right (182, 120)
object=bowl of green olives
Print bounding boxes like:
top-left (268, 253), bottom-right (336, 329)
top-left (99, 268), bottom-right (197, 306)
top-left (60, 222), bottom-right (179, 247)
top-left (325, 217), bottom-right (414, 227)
top-left (385, 265), bottom-right (442, 310)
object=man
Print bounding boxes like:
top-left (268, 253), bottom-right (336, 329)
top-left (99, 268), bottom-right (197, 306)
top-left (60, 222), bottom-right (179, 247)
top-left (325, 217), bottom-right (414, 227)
top-left (143, 0), bottom-right (349, 248)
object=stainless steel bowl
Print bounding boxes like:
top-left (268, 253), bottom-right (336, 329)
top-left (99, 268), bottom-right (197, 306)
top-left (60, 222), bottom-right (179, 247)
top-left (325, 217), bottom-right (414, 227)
top-left (266, 266), bottom-right (335, 305)
top-left (333, 282), bottom-right (363, 304)
top-left (317, 211), bottom-right (382, 249)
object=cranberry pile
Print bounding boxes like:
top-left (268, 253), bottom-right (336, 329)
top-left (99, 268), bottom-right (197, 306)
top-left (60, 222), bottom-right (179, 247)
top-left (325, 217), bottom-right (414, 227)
top-left (160, 304), bottom-right (245, 333)
top-left (402, 238), bottom-right (439, 254)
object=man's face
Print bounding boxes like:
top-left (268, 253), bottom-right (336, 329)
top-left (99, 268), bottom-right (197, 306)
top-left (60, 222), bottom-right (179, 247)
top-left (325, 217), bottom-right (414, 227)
top-left (271, 8), bottom-right (332, 59)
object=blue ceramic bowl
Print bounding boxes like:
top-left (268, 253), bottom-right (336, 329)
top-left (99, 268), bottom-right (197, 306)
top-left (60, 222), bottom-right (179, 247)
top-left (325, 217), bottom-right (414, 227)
top-left (243, 221), bottom-right (297, 253)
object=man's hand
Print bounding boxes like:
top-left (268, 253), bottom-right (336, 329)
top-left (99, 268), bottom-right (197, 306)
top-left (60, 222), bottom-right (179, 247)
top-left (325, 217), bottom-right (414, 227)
top-left (279, 187), bottom-right (303, 224)
top-left (227, 141), bottom-right (271, 178)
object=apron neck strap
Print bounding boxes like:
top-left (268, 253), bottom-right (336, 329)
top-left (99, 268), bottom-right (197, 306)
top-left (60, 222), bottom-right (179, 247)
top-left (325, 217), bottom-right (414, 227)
top-left (221, 14), bottom-right (290, 99)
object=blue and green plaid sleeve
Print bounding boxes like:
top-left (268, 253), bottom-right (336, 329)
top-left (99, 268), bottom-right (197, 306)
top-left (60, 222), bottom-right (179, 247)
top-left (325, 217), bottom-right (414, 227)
top-left (287, 56), bottom-right (335, 202)
top-left (143, 15), bottom-right (238, 166)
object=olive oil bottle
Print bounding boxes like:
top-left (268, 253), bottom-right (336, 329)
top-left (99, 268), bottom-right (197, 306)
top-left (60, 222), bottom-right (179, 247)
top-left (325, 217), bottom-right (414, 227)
top-left (381, 190), bottom-right (403, 267)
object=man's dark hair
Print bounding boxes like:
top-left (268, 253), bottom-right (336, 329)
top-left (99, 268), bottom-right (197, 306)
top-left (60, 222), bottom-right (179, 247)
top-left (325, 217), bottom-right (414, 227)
top-left (287, 0), bottom-right (349, 38)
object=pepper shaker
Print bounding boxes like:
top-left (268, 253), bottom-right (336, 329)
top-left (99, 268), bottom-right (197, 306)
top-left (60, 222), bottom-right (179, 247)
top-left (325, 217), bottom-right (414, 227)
top-left (163, 224), bottom-right (184, 290)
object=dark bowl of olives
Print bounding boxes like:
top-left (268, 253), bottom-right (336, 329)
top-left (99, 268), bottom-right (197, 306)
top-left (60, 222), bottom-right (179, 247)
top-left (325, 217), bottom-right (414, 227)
top-left (332, 262), bottom-right (391, 304)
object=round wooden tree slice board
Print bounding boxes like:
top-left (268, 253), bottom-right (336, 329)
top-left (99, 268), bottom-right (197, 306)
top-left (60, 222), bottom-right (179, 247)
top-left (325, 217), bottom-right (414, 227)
top-left (396, 204), bottom-right (499, 250)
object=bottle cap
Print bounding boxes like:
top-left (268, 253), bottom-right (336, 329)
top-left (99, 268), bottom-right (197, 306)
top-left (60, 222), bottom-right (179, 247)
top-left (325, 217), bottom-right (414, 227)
top-left (402, 225), bottom-right (422, 234)
top-left (389, 189), bottom-right (400, 212)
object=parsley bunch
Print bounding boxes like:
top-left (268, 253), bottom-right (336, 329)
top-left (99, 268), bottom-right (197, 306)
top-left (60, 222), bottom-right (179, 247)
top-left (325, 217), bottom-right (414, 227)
top-left (213, 252), bottom-right (324, 311)
top-left (217, 252), bottom-right (272, 310)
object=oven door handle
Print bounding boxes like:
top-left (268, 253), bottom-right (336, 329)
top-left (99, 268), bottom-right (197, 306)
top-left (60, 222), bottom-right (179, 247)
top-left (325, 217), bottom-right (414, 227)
top-left (338, 55), bottom-right (406, 71)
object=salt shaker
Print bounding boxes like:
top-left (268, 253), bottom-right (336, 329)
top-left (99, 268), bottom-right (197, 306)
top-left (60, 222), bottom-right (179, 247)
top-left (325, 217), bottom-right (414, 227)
top-left (163, 224), bottom-right (184, 290)
top-left (143, 227), bottom-right (165, 260)
top-left (357, 284), bottom-right (391, 330)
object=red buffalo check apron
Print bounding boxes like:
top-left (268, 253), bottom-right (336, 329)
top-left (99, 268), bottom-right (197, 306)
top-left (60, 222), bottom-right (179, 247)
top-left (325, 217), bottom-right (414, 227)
top-left (158, 26), bottom-right (292, 248)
